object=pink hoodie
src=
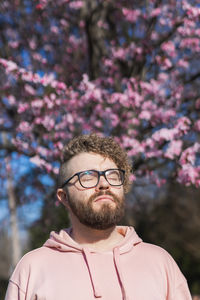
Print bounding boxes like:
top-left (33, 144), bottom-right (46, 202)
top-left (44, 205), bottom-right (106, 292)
top-left (5, 226), bottom-right (192, 300)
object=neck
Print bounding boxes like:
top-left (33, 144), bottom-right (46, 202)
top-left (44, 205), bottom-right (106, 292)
top-left (70, 219), bottom-right (124, 251)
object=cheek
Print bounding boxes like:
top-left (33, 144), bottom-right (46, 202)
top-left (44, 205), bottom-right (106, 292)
top-left (112, 186), bottom-right (124, 195)
top-left (68, 188), bottom-right (94, 202)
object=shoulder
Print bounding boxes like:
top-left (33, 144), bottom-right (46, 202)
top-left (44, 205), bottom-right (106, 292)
top-left (18, 246), bottom-right (50, 263)
top-left (137, 242), bottom-right (187, 282)
top-left (10, 246), bottom-right (51, 279)
top-left (135, 242), bottom-right (183, 273)
top-left (138, 241), bottom-right (174, 259)
top-left (7, 247), bottom-right (49, 295)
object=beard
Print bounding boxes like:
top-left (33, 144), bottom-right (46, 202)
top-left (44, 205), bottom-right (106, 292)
top-left (67, 190), bottom-right (125, 230)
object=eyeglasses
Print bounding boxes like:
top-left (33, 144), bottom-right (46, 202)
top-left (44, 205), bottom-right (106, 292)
top-left (61, 169), bottom-right (125, 189)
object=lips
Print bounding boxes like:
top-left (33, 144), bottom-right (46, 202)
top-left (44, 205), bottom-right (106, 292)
top-left (94, 195), bottom-right (114, 202)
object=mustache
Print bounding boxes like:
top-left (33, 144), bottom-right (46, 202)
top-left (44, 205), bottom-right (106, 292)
top-left (89, 190), bottom-right (121, 204)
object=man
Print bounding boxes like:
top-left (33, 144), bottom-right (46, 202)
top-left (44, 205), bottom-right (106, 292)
top-left (5, 134), bottom-right (192, 300)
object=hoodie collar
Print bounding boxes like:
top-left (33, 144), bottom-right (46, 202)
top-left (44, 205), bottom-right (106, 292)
top-left (43, 226), bottom-right (142, 253)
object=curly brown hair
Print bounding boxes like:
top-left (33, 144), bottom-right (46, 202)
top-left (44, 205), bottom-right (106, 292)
top-left (58, 134), bottom-right (132, 193)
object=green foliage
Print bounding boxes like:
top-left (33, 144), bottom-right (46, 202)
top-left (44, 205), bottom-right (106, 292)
top-left (0, 279), bottom-right (8, 300)
top-left (29, 199), bottom-right (70, 249)
top-left (133, 183), bottom-right (200, 295)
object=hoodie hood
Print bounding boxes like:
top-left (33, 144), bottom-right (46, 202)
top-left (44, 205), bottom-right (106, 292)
top-left (43, 226), bottom-right (142, 254)
top-left (43, 226), bottom-right (142, 300)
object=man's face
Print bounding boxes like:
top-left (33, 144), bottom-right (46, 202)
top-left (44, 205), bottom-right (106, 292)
top-left (58, 152), bottom-right (125, 230)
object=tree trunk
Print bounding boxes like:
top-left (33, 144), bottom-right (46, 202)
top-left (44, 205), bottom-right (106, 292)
top-left (4, 154), bottom-right (22, 272)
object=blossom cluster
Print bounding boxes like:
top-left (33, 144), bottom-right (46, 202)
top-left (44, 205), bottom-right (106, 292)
top-left (0, 0), bottom-right (200, 187)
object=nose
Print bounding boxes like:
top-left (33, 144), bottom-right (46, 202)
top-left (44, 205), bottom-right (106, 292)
top-left (95, 174), bottom-right (110, 191)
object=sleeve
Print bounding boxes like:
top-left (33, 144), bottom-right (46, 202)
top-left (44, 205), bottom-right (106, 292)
top-left (174, 280), bottom-right (192, 300)
top-left (160, 247), bottom-right (192, 300)
top-left (5, 280), bottom-right (26, 300)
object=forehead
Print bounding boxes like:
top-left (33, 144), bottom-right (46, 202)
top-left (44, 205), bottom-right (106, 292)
top-left (66, 152), bottom-right (118, 175)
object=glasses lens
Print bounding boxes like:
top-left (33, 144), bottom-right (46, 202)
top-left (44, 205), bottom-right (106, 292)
top-left (79, 170), bottom-right (98, 188)
top-left (105, 169), bottom-right (124, 186)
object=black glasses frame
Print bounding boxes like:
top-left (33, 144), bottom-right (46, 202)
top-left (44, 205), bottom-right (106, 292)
top-left (60, 168), bottom-right (125, 189)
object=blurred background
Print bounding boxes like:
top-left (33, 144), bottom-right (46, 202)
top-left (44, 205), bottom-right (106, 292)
top-left (0, 0), bottom-right (200, 298)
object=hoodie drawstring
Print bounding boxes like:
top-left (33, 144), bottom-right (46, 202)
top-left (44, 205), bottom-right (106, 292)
top-left (113, 248), bottom-right (129, 300)
top-left (82, 248), bottom-right (102, 298)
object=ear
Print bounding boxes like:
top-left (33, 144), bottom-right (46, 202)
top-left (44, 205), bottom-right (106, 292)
top-left (57, 188), bottom-right (69, 208)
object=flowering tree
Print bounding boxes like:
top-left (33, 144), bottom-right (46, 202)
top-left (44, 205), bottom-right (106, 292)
top-left (0, 0), bottom-right (200, 189)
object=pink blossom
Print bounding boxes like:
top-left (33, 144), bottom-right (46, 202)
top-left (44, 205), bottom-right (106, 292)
top-left (53, 167), bottom-right (59, 175)
top-left (17, 121), bottom-right (32, 133)
top-left (112, 48), bottom-right (127, 60)
top-left (31, 99), bottom-right (44, 108)
top-left (55, 82), bottom-right (67, 90)
top-left (97, 20), bottom-right (108, 29)
top-left (156, 56), bottom-right (172, 70)
top-left (40, 73), bottom-right (55, 86)
top-left (29, 38), bottom-right (37, 50)
top-left (158, 72), bottom-right (169, 82)
top-left (154, 177), bottom-right (166, 187)
top-left (7, 95), bottom-right (16, 105)
top-left (131, 118), bottom-right (140, 126)
top-left (122, 137), bottom-right (144, 156)
top-left (152, 128), bottom-right (177, 142)
top-left (161, 41), bottom-right (176, 57)
top-left (36, 3), bottom-right (44, 10)
top-left (195, 99), bottom-right (200, 109)
top-left (51, 26), bottom-right (59, 34)
top-left (179, 143), bottom-right (200, 165)
top-left (175, 117), bottom-right (191, 134)
top-left (180, 38), bottom-right (200, 52)
top-left (30, 155), bottom-right (53, 172)
top-left (44, 96), bottom-right (54, 109)
top-left (177, 59), bottom-right (189, 68)
top-left (33, 53), bottom-right (47, 64)
top-left (159, 17), bottom-right (172, 27)
top-left (42, 116), bottom-right (55, 130)
top-left (151, 7), bottom-right (161, 17)
top-left (104, 59), bottom-right (113, 67)
top-left (79, 20), bottom-right (85, 28)
top-left (165, 140), bottom-right (183, 159)
top-left (129, 174), bottom-right (136, 182)
top-left (194, 120), bottom-right (200, 132)
top-left (162, 58), bottom-right (172, 70)
top-left (186, 6), bottom-right (200, 18)
top-left (122, 8), bottom-right (140, 22)
top-left (145, 150), bottom-right (163, 158)
top-left (94, 120), bottom-right (102, 128)
top-left (151, 31), bottom-right (159, 41)
top-left (54, 142), bottom-right (63, 150)
top-left (158, 109), bottom-right (176, 122)
top-left (24, 84), bottom-right (36, 95)
top-left (13, 138), bottom-right (29, 150)
top-left (110, 93), bottom-right (129, 107)
top-left (66, 113), bottom-right (74, 124)
top-left (21, 71), bottom-right (40, 83)
top-left (139, 110), bottom-right (151, 120)
top-left (178, 164), bottom-right (200, 187)
top-left (60, 19), bottom-right (69, 27)
top-left (141, 100), bottom-right (157, 110)
top-left (69, 1), bottom-right (83, 9)
top-left (17, 103), bottom-right (30, 113)
top-left (36, 146), bottom-right (49, 157)
top-left (8, 41), bottom-right (19, 48)
top-left (35, 117), bottom-right (43, 125)
top-left (110, 114), bottom-right (119, 127)
top-left (0, 58), bottom-right (17, 72)
top-left (144, 138), bottom-right (155, 149)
